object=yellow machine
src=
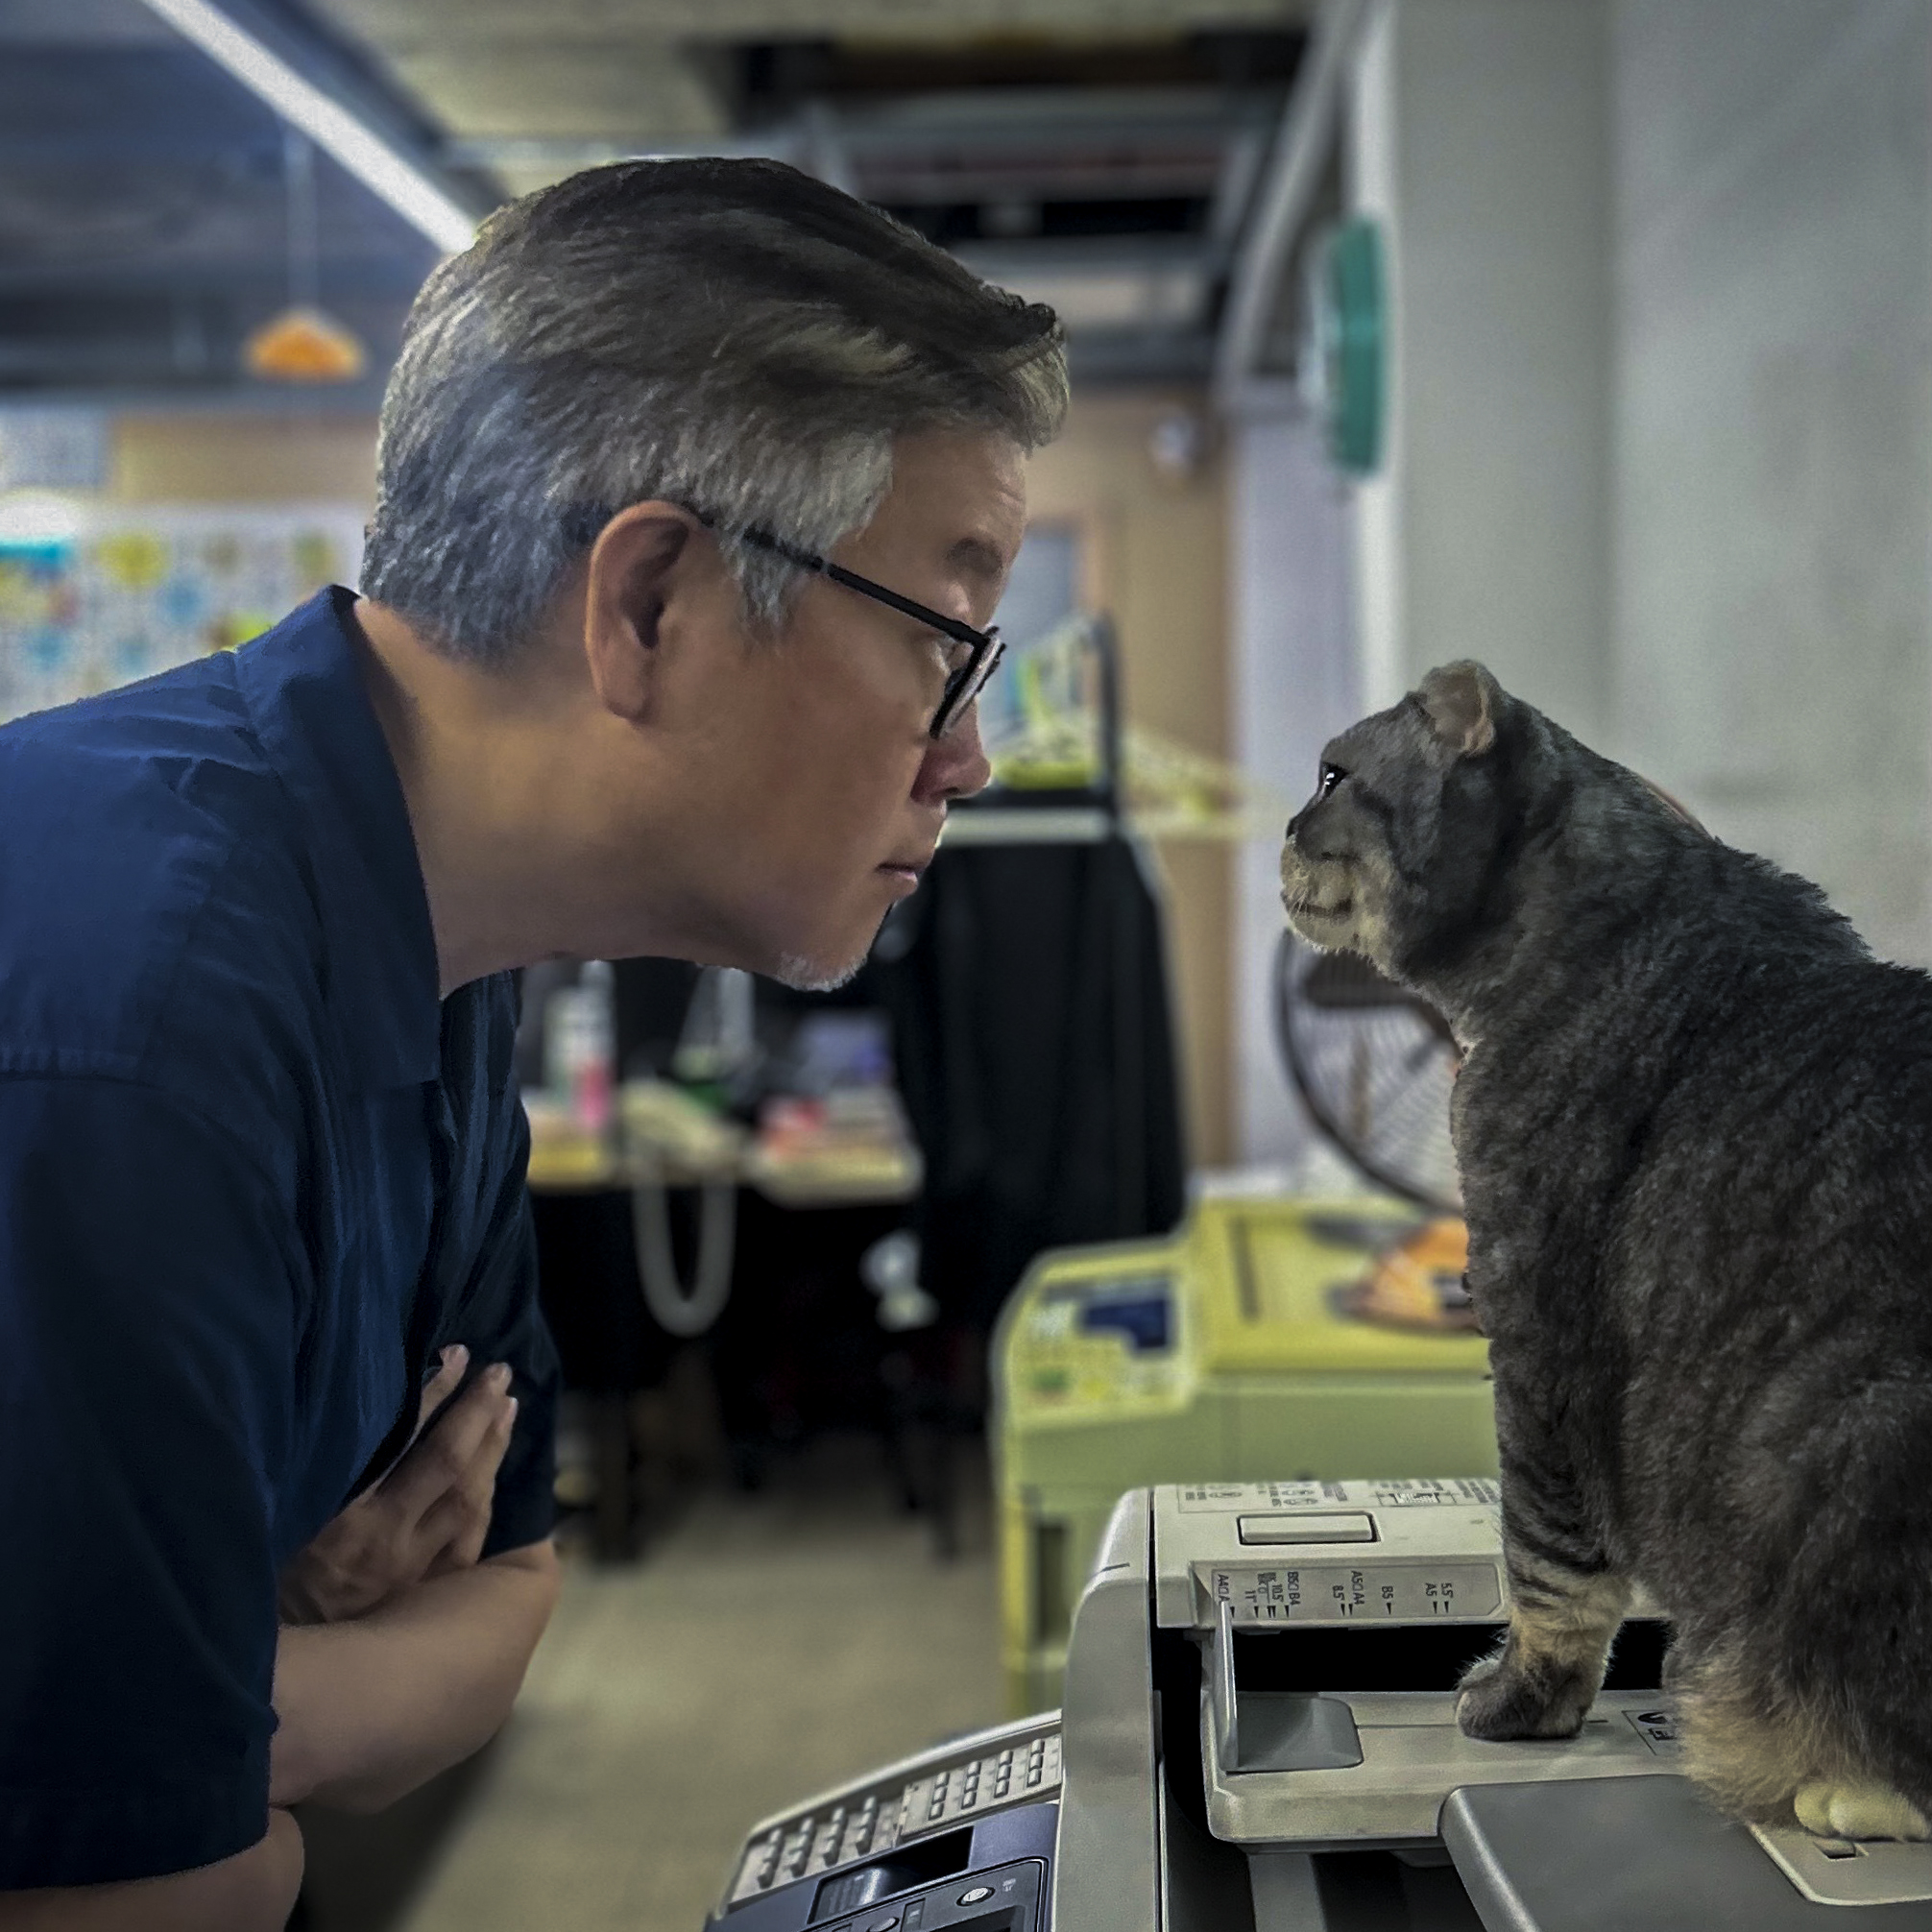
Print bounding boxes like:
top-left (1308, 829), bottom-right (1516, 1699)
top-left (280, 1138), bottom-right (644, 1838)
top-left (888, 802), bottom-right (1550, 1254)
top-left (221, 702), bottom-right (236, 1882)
top-left (991, 1195), bottom-right (1499, 1712)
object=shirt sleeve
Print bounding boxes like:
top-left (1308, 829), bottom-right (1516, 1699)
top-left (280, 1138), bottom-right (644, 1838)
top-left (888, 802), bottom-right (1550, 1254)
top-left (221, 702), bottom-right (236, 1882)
top-left (0, 1075), bottom-right (300, 1889)
top-left (469, 1186), bottom-right (561, 1558)
top-left (453, 1044), bottom-right (560, 1560)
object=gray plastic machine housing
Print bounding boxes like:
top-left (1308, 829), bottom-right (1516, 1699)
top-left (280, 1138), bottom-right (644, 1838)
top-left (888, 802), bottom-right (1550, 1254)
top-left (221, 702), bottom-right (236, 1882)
top-left (1044, 1481), bottom-right (1932, 1931)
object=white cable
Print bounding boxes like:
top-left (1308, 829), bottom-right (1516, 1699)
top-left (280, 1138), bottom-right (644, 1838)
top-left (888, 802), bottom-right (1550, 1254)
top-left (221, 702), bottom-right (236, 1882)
top-left (631, 1150), bottom-right (736, 1339)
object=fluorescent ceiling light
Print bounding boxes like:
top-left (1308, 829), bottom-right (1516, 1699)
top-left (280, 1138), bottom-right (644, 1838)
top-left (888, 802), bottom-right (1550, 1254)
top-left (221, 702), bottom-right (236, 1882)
top-left (133, 0), bottom-right (478, 255)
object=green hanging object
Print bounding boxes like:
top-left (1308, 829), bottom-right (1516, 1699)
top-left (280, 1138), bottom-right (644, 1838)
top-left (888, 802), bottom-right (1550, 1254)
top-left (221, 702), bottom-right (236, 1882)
top-left (1307, 217), bottom-right (1387, 476)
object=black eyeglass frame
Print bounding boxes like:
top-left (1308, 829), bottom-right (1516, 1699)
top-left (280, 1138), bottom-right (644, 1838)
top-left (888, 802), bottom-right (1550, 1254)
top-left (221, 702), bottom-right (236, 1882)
top-left (731, 525), bottom-right (1004, 742)
top-left (563, 504), bottom-right (1003, 741)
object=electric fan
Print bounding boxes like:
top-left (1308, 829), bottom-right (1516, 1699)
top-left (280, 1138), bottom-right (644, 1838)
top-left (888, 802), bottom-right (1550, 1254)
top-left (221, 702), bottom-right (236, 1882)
top-left (1272, 929), bottom-right (1461, 1213)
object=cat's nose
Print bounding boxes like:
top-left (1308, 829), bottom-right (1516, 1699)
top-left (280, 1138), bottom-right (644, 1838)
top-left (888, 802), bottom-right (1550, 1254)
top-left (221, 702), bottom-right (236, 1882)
top-left (1286, 809), bottom-right (1329, 853)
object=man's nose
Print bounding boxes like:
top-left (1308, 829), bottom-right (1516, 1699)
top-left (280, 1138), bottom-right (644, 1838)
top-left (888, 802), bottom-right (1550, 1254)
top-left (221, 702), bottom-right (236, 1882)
top-left (917, 704), bottom-right (994, 805)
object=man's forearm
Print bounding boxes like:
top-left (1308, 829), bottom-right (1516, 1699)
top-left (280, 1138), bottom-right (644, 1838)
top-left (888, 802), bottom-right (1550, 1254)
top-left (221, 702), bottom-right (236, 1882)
top-left (270, 1540), bottom-right (560, 1814)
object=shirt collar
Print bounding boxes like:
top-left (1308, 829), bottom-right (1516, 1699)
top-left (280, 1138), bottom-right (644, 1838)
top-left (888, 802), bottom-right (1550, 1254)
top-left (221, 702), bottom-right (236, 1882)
top-left (233, 586), bottom-right (443, 1091)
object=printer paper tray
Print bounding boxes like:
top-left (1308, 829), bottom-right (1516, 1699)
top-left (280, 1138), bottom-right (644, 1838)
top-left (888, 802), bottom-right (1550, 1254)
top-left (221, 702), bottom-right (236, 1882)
top-left (1204, 1691), bottom-right (1678, 1846)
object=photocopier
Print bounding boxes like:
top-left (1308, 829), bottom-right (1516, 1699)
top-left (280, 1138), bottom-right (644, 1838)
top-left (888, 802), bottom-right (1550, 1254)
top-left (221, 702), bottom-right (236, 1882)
top-left (706, 1479), bottom-right (1932, 1930)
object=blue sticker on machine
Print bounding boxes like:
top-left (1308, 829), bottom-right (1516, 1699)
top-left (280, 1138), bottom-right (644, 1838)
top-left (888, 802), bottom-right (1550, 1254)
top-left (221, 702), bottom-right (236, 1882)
top-left (1073, 1276), bottom-right (1172, 1353)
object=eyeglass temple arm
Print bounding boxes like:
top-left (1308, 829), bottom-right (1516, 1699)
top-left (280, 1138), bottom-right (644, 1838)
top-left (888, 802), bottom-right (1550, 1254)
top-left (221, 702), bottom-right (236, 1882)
top-left (732, 524), bottom-right (989, 649)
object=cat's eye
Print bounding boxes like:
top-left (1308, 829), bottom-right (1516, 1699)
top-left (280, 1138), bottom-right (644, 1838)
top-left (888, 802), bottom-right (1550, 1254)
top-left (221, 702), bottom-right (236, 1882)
top-left (1318, 762), bottom-right (1347, 799)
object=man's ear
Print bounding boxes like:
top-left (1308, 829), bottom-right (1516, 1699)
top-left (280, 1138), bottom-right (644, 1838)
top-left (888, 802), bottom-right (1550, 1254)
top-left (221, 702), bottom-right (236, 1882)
top-left (581, 505), bottom-right (696, 722)
top-left (1417, 661), bottom-right (1502, 757)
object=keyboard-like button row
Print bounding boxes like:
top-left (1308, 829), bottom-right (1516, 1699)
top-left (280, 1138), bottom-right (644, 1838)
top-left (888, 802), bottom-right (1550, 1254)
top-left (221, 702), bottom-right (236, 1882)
top-left (814, 1807), bottom-right (852, 1870)
top-left (740, 1734), bottom-right (1065, 1899)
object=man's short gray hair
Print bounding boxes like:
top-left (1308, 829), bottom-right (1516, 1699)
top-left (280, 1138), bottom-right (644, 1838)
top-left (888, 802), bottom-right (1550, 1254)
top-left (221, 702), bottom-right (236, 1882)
top-left (360, 157), bottom-right (1069, 664)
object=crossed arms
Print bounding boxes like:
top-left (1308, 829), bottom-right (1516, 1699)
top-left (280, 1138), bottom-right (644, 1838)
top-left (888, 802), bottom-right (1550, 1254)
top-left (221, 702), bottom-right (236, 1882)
top-left (0, 1350), bottom-right (558, 1931)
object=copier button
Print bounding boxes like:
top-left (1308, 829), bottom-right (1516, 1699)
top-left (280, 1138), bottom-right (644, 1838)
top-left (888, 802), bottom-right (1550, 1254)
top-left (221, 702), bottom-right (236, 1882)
top-left (957, 1887), bottom-right (995, 1905)
top-left (1236, 1511), bottom-right (1375, 1545)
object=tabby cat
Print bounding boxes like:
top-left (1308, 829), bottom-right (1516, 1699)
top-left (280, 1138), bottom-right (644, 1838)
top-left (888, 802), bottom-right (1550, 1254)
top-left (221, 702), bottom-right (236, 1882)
top-left (1281, 661), bottom-right (1932, 1841)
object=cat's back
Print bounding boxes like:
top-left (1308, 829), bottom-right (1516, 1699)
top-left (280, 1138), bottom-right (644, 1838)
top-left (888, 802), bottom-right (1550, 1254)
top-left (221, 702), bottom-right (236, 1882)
top-left (1474, 827), bottom-right (1932, 1123)
top-left (1457, 828), bottom-right (1932, 1289)
top-left (1630, 840), bottom-right (1932, 1126)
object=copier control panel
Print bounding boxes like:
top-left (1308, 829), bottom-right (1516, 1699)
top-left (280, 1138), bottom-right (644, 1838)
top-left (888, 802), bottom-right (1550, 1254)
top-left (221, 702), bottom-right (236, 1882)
top-left (712, 1714), bottom-right (1060, 1932)
top-left (727, 1725), bottom-right (1062, 1906)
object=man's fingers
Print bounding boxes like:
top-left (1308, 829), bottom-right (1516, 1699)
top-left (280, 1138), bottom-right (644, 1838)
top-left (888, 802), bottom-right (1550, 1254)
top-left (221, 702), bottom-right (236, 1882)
top-left (431, 1396), bottom-right (518, 1573)
top-left (413, 1344), bottom-right (470, 1438)
top-left (381, 1363), bottom-right (514, 1523)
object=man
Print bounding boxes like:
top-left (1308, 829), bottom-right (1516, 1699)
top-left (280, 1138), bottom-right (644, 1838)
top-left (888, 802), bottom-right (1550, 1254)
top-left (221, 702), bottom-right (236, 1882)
top-left (0, 157), bottom-right (1066, 1926)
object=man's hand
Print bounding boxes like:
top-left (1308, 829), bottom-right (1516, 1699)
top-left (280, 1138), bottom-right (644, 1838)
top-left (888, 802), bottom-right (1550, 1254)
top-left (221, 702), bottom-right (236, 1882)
top-left (278, 1346), bottom-right (518, 1625)
top-left (265, 1340), bottom-right (559, 1818)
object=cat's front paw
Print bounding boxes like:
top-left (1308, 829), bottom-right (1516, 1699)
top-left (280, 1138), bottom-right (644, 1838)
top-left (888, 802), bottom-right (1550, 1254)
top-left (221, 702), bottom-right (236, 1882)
top-left (1795, 1781), bottom-right (1930, 1842)
top-left (1456, 1653), bottom-right (1593, 1742)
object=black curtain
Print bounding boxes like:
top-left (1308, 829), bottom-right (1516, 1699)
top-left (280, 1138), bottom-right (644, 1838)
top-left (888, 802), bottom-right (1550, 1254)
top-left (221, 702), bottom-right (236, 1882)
top-left (873, 833), bottom-right (1187, 1333)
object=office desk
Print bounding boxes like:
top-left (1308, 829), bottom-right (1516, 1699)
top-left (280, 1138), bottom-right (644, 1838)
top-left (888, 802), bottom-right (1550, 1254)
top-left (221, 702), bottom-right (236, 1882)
top-left (527, 1129), bottom-right (924, 1557)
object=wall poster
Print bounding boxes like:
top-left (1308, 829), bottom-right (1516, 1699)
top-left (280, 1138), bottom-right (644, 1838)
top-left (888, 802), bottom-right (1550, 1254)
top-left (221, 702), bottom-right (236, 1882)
top-left (0, 505), bottom-right (365, 725)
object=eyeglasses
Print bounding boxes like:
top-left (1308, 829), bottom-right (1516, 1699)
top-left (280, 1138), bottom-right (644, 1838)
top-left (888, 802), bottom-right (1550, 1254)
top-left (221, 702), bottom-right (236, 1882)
top-left (731, 525), bottom-right (1004, 742)
top-left (561, 504), bottom-right (1003, 741)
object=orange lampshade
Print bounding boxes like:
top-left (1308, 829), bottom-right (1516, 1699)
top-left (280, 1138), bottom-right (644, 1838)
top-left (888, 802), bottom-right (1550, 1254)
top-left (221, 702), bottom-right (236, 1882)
top-left (244, 305), bottom-right (367, 383)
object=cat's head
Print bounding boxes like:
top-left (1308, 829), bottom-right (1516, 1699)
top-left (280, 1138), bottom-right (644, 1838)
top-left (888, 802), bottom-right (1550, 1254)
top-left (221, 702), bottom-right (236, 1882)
top-left (1281, 661), bottom-right (1703, 985)
top-left (1279, 661), bottom-right (1524, 978)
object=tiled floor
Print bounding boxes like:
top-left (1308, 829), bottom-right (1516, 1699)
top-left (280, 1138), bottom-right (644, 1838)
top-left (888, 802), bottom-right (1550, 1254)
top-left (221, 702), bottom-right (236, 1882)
top-left (308, 1437), bottom-right (1003, 1932)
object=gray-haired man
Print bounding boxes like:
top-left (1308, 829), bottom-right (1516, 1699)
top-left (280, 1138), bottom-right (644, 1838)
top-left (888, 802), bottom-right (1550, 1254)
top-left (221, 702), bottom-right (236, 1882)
top-left (0, 158), bottom-right (1065, 1928)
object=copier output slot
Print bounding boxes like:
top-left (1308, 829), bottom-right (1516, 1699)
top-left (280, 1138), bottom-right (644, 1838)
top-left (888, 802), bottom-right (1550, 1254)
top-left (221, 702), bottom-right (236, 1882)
top-left (1229, 1615), bottom-right (1670, 1695)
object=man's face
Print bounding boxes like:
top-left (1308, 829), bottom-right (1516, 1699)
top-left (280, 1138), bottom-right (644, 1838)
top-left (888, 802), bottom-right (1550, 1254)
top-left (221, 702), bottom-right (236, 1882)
top-left (644, 428), bottom-right (1022, 986)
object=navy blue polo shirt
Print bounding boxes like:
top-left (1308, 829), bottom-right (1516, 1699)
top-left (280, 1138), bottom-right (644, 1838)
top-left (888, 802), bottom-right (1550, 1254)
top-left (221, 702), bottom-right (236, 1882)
top-left (0, 587), bottom-right (559, 1889)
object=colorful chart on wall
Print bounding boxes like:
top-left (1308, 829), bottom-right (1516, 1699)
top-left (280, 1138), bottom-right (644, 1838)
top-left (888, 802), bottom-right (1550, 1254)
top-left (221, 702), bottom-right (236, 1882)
top-left (0, 506), bottom-right (365, 724)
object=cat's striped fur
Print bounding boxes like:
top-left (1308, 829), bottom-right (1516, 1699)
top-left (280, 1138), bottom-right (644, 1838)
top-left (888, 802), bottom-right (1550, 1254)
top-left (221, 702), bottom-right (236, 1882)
top-left (1281, 662), bottom-right (1932, 1839)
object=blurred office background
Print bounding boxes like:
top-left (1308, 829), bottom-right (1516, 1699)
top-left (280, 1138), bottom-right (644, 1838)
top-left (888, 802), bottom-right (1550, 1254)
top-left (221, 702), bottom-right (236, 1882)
top-left (2, 0), bottom-right (1927, 1926)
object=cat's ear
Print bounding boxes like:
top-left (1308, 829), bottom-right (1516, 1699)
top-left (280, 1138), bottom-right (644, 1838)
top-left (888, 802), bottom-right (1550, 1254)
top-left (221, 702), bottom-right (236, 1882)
top-left (1418, 661), bottom-right (1502, 757)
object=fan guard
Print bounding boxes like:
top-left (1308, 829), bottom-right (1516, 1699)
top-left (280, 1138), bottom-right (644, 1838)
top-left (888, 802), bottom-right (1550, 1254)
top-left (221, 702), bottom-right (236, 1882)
top-left (1272, 930), bottom-right (1461, 1214)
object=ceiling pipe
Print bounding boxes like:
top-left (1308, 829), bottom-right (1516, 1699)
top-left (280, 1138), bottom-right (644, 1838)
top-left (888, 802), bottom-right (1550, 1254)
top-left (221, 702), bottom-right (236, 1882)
top-left (1213, 0), bottom-right (1376, 415)
top-left (132, 0), bottom-right (481, 254)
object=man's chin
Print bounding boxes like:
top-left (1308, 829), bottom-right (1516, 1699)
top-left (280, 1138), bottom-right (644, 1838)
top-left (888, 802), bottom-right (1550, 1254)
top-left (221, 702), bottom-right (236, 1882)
top-left (768, 899), bottom-right (903, 993)
top-left (773, 947), bottom-right (869, 995)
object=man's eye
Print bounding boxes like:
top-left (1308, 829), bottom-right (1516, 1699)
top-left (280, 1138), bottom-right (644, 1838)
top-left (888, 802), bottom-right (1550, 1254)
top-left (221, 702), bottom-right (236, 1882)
top-left (1318, 762), bottom-right (1347, 798)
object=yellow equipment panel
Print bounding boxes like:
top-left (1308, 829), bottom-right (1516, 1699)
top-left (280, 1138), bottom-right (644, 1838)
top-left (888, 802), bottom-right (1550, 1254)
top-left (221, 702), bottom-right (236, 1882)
top-left (991, 1196), bottom-right (1498, 1712)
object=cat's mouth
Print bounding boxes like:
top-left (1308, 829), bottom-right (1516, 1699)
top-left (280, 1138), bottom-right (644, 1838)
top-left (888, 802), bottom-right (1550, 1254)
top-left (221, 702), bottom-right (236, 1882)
top-left (1284, 893), bottom-right (1354, 923)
